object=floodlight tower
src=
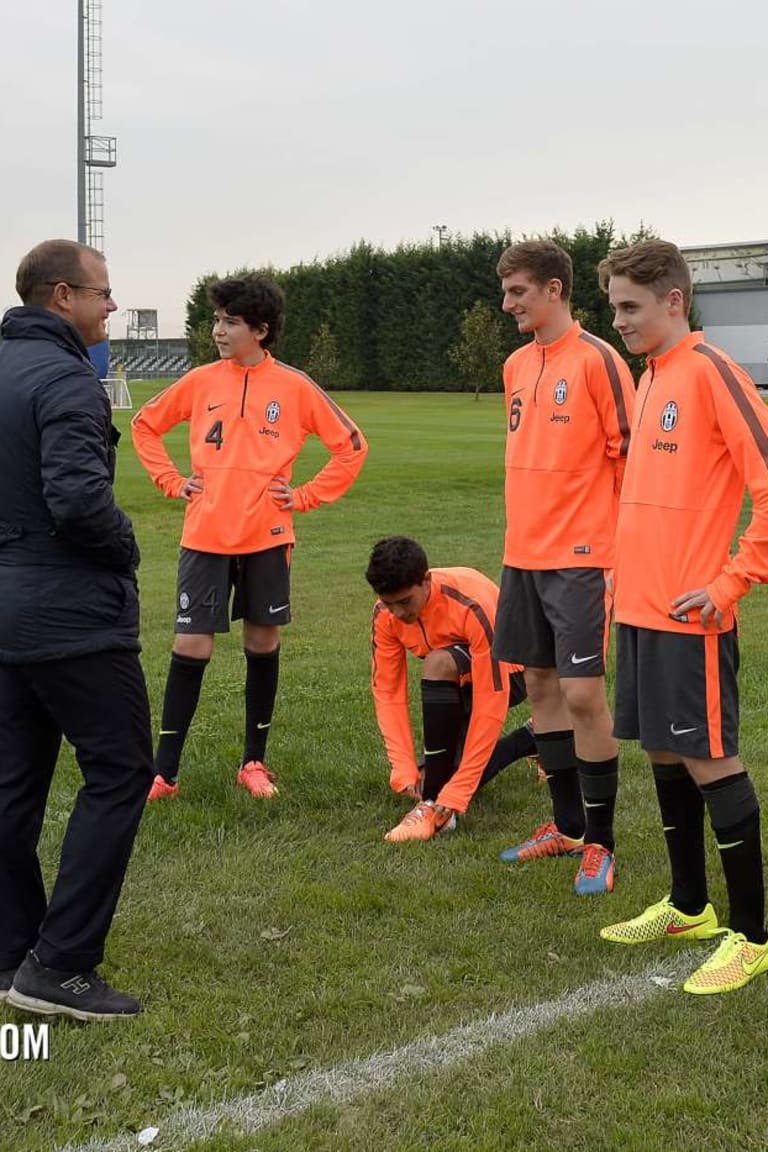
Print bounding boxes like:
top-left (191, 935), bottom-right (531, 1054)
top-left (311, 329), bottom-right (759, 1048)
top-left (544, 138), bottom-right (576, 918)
top-left (77, 0), bottom-right (117, 250)
top-left (432, 224), bottom-right (450, 249)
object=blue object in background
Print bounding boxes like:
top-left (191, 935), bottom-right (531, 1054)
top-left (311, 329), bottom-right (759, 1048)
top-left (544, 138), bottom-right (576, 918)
top-left (88, 339), bottom-right (110, 380)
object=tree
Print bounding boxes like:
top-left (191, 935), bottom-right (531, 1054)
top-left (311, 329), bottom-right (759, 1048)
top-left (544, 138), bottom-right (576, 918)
top-left (184, 222), bottom-right (656, 387)
top-left (450, 301), bottom-right (507, 399)
top-left (305, 321), bottom-right (340, 388)
top-left (185, 272), bottom-right (218, 366)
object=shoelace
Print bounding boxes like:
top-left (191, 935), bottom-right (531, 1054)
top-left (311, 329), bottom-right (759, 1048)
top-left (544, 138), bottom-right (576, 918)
top-left (580, 843), bottom-right (608, 878)
top-left (245, 764), bottom-right (276, 783)
top-left (401, 803), bottom-right (431, 826)
top-left (528, 822), bottom-right (557, 842)
top-left (696, 929), bottom-right (742, 968)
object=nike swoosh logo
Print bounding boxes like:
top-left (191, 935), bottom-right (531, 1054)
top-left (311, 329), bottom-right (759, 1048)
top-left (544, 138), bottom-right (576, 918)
top-left (670, 724), bottom-right (698, 735)
top-left (424, 748), bottom-right (448, 756)
top-left (256, 722), bottom-right (271, 730)
top-left (511, 388), bottom-right (525, 396)
top-left (716, 839), bottom-right (744, 850)
top-left (570, 653), bottom-right (598, 665)
top-left (159, 729), bottom-right (178, 736)
top-left (207, 402), bottom-right (225, 411)
top-left (268, 604), bottom-right (289, 614)
top-left (584, 801), bottom-right (605, 809)
top-left (742, 949), bottom-right (768, 975)
top-left (666, 921), bottom-right (708, 935)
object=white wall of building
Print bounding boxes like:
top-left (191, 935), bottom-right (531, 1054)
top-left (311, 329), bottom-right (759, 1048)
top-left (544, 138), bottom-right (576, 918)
top-left (685, 243), bottom-right (768, 387)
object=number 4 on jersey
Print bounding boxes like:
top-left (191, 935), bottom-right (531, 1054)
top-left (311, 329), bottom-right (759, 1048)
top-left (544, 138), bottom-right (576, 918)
top-left (205, 419), bottom-right (224, 450)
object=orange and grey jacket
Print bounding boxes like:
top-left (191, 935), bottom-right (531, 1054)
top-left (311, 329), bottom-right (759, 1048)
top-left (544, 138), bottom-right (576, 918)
top-left (371, 567), bottom-right (523, 814)
top-left (131, 353), bottom-right (367, 554)
top-left (614, 332), bottom-right (768, 634)
top-left (502, 322), bottom-right (635, 569)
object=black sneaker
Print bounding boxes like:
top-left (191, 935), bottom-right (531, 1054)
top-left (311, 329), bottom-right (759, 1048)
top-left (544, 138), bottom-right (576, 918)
top-left (0, 968), bottom-right (17, 1000)
top-left (7, 952), bottom-right (141, 1020)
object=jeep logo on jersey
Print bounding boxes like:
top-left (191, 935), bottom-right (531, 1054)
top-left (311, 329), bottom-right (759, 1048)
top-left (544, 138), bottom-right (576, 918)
top-left (660, 401), bottom-right (678, 432)
top-left (265, 401), bottom-right (281, 424)
top-left (554, 379), bottom-right (568, 405)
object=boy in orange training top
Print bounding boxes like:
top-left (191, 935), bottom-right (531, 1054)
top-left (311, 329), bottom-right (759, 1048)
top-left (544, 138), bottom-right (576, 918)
top-left (366, 537), bottom-right (538, 842)
top-left (493, 240), bottom-right (636, 895)
top-left (598, 239), bottom-right (768, 994)
top-left (132, 274), bottom-right (367, 801)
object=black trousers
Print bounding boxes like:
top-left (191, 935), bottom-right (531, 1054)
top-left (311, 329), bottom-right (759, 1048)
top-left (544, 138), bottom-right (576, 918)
top-left (0, 650), bottom-right (153, 971)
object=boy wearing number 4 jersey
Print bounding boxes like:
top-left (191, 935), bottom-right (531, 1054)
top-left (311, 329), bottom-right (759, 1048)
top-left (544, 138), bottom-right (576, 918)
top-left (132, 274), bottom-right (367, 801)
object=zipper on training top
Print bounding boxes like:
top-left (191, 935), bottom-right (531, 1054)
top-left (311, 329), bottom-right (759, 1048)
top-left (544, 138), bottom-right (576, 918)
top-left (637, 360), bottom-right (656, 427)
top-left (418, 619), bottom-right (430, 650)
top-left (240, 370), bottom-right (249, 418)
top-left (533, 346), bottom-right (546, 405)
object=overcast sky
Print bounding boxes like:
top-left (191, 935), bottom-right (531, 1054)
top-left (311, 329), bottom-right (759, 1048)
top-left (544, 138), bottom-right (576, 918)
top-left (2, 0), bottom-right (766, 337)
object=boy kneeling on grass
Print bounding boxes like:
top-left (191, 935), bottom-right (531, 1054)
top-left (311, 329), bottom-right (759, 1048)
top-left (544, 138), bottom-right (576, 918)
top-left (366, 536), bottom-right (539, 842)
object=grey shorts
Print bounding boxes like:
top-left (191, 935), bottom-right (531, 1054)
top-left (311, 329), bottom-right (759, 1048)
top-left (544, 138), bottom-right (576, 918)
top-left (174, 545), bottom-right (292, 634)
top-left (493, 566), bottom-right (610, 678)
top-left (614, 623), bottom-right (739, 759)
top-left (442, 644), bottom-right (527, 709)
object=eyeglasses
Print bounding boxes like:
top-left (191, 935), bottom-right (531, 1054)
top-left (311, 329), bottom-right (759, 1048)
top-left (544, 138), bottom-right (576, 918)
top-left (44, 282), bottom-right (114, 301)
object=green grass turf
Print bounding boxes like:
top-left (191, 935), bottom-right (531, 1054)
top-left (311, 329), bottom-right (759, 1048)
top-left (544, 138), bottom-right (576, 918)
top-left (3, 386), bottom-right (768, 1151)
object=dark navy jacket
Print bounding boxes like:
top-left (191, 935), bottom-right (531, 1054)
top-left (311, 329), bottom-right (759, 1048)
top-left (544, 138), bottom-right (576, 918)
top-left (0, 307), bottom-right (141, 662)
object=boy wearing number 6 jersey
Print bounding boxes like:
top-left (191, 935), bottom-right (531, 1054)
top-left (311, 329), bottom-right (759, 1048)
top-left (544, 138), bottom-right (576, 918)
top-left (132, 273), bottom-right (367, 801)
top-left (493, 240), bottom-right (635, 896)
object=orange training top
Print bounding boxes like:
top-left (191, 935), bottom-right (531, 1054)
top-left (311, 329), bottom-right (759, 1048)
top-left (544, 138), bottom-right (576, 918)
top-left (371, 567), bottom-right (523, 815)
top-left (502, 321), bottom-right (635, 569)
top-left (131, 353), bottom-right (368, 554)
top-left (614, 332), bottom-right (768, 634)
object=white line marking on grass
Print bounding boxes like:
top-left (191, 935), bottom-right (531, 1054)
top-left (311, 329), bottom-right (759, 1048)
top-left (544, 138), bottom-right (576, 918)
top-left (58, 956), bottom-right (694, 1152)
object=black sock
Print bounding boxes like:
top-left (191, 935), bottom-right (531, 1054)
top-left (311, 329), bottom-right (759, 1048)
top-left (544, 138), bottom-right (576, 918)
top-left (702, 772), bottom-right (766, 943)
top-left (652, 762), bottom-right (707, 915)
top-left (243, 646), bottom-right (280, 765)
top-left (420, 679), bottom-right (465, 802)
top-left (536, 730), bottom-right (584, 840)
top-left (577, 755), bottom-right (618, 852)
top-left (155, 653), bottom-right (209, 783)
top-left (478, 722), bottom-right (537, 789)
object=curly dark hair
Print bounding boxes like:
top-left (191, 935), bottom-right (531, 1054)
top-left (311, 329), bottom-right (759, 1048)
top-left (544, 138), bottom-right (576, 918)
top-left (207, 273), bottom-right (285, 348)
top-left (365, 537), bottom-right (429, 595)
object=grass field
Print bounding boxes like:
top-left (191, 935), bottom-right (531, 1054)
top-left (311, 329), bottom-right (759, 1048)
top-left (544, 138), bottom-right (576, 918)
top-left (3, 385), bottom-right (768, 1151)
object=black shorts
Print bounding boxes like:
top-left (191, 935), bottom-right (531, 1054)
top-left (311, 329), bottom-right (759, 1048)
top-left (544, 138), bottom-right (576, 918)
top-left (174, 545), bottom-right (292, 634)
top-left (443, 645), bottom-right (527, 709)
top-left (614, 623), bottom-right (739, 759)
top-left (493, 566), bottom-right (610, 678)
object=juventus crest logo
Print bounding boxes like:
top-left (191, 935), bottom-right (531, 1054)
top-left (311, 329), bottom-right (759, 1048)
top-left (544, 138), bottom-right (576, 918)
top-left (660, 401), bottom-right (678, 432)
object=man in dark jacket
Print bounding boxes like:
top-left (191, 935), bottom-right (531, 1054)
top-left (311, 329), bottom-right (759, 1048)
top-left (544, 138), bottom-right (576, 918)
top-left (0, 239), bottom-right (153, 1020)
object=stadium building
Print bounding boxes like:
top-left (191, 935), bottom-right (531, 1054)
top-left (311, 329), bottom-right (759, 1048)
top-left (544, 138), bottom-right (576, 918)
top-left (109, 337), bottom-right (190, 379)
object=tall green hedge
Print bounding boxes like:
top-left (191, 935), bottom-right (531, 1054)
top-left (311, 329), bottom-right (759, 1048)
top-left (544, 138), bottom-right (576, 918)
top-left (185, 222), bottom-right (651, 386)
